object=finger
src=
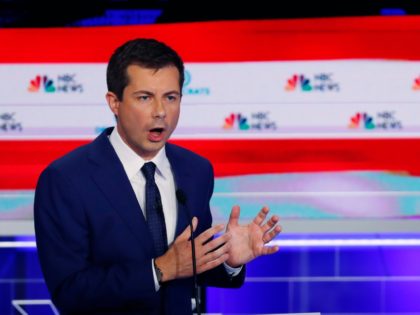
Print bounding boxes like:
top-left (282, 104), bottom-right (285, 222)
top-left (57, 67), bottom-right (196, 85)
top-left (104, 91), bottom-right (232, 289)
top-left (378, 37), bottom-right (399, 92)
top-left (263, 225), bottom-right (282, 243)
top-left (197, 254), bottom-right (229, 274)
top-left (261, 215), bottom-right (279, 233)
top-left (201, 232), bottom-right (231, 255)
top-left (196, 223), bottom-right (225, 244)
top-left (198, 242), bottom-right (230, 265)
top-left (253, 206), bottom-right (269, 226)
top-left (227, 205), bottom-right (240, 228)
top-left (261, 246), bottom-right (279, 256)
top-left (191, 217), bottom-right (198, 232)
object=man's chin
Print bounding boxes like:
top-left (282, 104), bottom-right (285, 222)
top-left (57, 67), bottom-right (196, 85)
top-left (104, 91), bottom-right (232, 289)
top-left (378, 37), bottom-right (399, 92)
top-left (144, 141), bottom-right (166, 156)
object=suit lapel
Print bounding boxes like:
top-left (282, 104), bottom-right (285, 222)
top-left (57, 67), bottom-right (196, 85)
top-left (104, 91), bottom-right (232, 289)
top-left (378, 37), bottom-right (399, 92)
top-left (165, 143), bottom-right (192, 238)
top-left (88, 128), bottom-right (154, 256)
top-left (87, 130), bottom-right (193, 252)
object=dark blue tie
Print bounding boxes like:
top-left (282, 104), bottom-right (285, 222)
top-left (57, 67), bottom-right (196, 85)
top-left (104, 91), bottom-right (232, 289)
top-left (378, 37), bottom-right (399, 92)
top-left (141, 162), bottom-right (168, 257)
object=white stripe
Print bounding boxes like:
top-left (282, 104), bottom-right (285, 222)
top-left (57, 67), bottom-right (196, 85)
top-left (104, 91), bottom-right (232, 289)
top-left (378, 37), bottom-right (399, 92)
top-left (214, 191), bottom-right (420, 197)
top-left (12, 300), bottom-right (59, 315)
top-left (246, 275), bottom-right (420, 282)
top-left (2, 238), bottom-right (420, 248)
top-left (0, 241), bottom-right (36, 248)
top-left (270, 239), bottom-right (420, 247)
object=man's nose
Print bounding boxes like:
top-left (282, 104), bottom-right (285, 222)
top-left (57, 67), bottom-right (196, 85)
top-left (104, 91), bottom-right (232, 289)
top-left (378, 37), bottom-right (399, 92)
top-left (152, 100), bottom-right (166, 119)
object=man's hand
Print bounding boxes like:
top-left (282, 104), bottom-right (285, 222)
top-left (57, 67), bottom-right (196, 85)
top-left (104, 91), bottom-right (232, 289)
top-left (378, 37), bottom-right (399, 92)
top-left (225, 205), bottom-right (281, 267)
top-left (155, 217), bottom-right (231, 282)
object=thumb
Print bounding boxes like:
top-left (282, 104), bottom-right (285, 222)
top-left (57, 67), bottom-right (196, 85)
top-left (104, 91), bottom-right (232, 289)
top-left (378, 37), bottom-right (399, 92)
top-left (228, 205), bottom-right (240, 228)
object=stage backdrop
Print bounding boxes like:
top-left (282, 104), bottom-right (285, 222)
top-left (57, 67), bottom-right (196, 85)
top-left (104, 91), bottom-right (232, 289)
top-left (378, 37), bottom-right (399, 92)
top-left (0, 16), bottom-right (419, 234)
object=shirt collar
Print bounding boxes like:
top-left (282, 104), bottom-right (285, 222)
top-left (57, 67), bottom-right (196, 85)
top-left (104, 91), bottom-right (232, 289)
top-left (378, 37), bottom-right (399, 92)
top-left (109, 127), bottom-right (171, 180)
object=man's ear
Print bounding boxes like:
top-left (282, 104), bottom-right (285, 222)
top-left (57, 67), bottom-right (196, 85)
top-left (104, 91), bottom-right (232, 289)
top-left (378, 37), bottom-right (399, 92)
top-left (106, 92), bottom-right (120, 116)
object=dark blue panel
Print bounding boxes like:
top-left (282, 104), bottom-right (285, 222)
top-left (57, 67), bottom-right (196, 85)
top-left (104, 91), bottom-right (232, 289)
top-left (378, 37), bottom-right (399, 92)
top-left (0, 250), bottom-right (17, 278)
top-left (0, 283), bottom-right (12, 315)
top-left (291, 281), bottom-right (382, 313)
top-left (13, 282), bottom-right (50, 300)
top-left (384, 281), bottom-right (420, 312)
top-left (245, 249), bottom-right (302, 277)
top-left (246, 247), bottom-right (335, 277)
top-left (16, 305), bottom-right (56, 315)
top-left (19, 249), bottom-right (44, 279)
top-left (340, 246), bottom-right (420, 276)
top-left (0, 247), bottom-right (43, 279)
top-left (70, 9), bottom-right (162, 26)
top-left (206, 281), bottom-right (289, 313)
top-left (0, 245), bottom-right (50, 315)
top-left (2, 235), bottom-right (420, 315)
top-left (303, 247), bottom-right (336, 277)
top-left (381, 248), bottom-right (420, 276)
top-left (340, 247), bottom-right (389, 276)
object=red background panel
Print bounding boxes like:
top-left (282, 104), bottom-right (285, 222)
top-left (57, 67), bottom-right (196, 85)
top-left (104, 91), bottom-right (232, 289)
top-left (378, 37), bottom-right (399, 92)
top-left (1, 17), bottom-right (420, 63)
top-left (1, 138), bottom-right (419, 189)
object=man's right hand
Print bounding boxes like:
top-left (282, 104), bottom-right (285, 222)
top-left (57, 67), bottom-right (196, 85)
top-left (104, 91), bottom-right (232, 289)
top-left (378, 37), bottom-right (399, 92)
top-left (154, 217), bottom-right (231, 282)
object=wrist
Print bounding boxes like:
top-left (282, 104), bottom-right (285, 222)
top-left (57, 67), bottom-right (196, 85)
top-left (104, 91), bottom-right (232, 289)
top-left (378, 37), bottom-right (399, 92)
top-left (226, 259), bottom-right (242, 269)
top-left (155, 255), bottom-right (173, 282)
top-left (153, 259), bottom-right (164, 284)
top-left (224, 261), bottom-right (243, 277)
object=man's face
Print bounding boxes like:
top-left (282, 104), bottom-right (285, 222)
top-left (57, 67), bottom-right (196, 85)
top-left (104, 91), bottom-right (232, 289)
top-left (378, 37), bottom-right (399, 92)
top-left (106, 64), bottom-right (181, 160)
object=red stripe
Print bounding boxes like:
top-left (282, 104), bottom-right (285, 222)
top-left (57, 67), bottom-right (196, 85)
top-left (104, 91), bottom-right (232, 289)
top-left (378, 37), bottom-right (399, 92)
top-left (1, 139), bottom-right (419, 189)
top-left (1, 16), bottom-right (420, 62)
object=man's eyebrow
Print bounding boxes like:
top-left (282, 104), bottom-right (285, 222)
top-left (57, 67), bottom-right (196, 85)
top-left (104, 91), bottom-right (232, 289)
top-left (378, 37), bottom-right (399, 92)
top-left (132, 90), bottom-right (154, 95)
top-left (164, 90), bottom-right (181, 96)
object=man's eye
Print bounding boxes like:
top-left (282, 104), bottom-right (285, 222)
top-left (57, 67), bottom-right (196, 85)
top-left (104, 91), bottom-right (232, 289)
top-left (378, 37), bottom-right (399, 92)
top-left (138, 95), bottom-right (149, 101)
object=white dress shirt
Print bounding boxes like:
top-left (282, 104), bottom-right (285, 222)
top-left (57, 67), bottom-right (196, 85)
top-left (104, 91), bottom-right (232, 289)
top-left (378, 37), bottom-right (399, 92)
top-left (109, 128), bottom-right (177, 245)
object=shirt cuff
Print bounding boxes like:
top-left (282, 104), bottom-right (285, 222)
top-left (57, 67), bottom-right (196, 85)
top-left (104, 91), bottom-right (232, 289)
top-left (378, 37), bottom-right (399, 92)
top-left (152, 259), bottom-right (160, 291)
top-left (223, 262), bottom-right (243, 277)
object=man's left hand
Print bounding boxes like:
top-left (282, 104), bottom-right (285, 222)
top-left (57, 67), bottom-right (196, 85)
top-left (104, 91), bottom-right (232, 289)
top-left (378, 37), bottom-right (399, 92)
top-left (225, 205), bottom-right (281, 267)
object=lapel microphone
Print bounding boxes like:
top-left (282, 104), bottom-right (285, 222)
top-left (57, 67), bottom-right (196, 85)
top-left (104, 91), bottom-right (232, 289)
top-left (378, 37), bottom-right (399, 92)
top-left (176, 189), bottom-right (201, 315)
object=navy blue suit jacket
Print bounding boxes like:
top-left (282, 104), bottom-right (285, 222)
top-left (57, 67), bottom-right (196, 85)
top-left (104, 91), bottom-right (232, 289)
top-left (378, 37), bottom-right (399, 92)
top-left (34, 127), bottom-right (245, 315)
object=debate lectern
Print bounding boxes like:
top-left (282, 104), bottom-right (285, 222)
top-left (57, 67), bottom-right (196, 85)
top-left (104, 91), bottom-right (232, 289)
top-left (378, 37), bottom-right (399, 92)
top-left (12, 300), bottom-right (321, 315)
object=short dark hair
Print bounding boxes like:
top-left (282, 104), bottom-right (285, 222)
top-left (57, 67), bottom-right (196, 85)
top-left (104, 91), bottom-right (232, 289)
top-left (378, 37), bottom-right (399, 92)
top-left (106, 38), bottom-right (185, 100)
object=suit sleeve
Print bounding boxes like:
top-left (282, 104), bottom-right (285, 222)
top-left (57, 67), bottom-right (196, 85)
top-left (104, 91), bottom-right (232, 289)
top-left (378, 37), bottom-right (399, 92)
top-left (34, 166), bottom-right (158, 313)
top-left (197, 162), bottom-right (246, 288)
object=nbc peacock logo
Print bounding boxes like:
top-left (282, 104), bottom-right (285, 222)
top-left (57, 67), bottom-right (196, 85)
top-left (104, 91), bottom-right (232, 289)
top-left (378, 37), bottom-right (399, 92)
top-left (285, 73), bottom-right (340, 92)
top-left (285, 74), bottom-right (312, 91)
top-left (412, 75), bottom-right (420, 90)
top-left (348, 112), bottom-right (375, 130)
top-left (28, 75), bottom-right (56, 93)
top-left (223, 113), bottom-right (250, 130)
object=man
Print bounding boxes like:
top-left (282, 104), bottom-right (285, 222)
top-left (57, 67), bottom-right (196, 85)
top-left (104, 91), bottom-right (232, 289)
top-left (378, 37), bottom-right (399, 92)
top-left (34, 38), bottom-right (281, 315)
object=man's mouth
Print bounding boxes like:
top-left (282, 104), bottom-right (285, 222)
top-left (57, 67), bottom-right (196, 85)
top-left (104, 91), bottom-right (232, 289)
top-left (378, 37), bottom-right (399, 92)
top-left (148, 127), bottom-right (165, 142)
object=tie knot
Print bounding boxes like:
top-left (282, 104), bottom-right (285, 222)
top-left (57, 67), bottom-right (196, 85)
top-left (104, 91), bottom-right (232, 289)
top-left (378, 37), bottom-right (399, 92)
top-left (141, 162), bottom-right (156, 181)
